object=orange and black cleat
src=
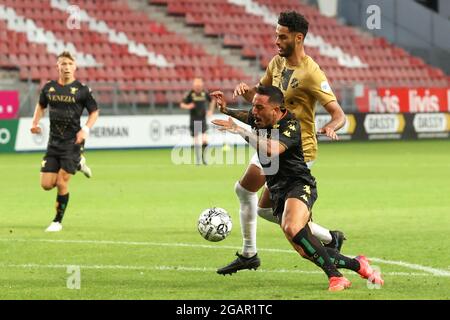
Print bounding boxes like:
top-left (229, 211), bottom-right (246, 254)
top-left (328, 276), bottom-right (351, 292)
top-left (355, 255), bottom-right (384, 286)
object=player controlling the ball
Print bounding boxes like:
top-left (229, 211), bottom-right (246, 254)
top-left (212, 85), bottom-right (384, 291)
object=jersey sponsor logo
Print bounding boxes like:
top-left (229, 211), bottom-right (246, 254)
top-left (281, 68), bottom-right (294, 91)
top-left (48, 95), bottom-right (76, 103)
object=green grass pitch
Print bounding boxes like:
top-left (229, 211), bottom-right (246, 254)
top-left (0, 140), bottom-right (449, 300)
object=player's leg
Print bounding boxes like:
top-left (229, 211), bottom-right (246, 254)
top-left (280, 196), bottom-right (351, 291)
top-left (201, 119), bottom-right (208, 165)
top-left (191, 120), bottom-right (202, 165)
top-left (45, 168), bottom-right (72, 232)
top-left (258, 184), bottom-right (346, 251)
top-left (40, 156), bottom-right (59, 190)
top-left (257, 186), bottom-right (278, 223)
top-left (40, 173), bottom-right (58, 191)
top-left (324, 248), bottom-right (384, 285)
top-left (78, 142), bottom-right (92, 178)
top-left (45, 149), bottom-right (79, 232)
top-left (216, 155), bottom-right (265, 275)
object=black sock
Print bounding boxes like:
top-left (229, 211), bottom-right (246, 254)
top-left (54, 193), bottom-right (69, 223)
top-left (292, 225), bottom-right (342, 278)
top-left (201, 143), bottom-right (208, 163)
top-left (325, 248), bottom-right (361, 272)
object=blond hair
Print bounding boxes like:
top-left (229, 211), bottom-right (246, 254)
top-left (57, 51), bottom-right (75, 61)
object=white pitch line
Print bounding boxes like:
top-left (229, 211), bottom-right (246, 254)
top-left (1, 238), bottom-right (449, 277)
top-left (0, 263), bottom-right (436, 277)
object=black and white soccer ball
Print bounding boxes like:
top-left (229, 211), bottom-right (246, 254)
top-left (197, 207), bottom-right (232, 242)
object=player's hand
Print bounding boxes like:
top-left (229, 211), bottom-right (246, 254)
top-left (206, 110), bottom-right (213, 118)
top-left (232, 82), bottom-right (249, 99)
top-left (212, 117), bottom-right (239, 134)
top-left (185, 103), bottom-right (195, 110)
top-left (76, 129), bottom-right (87, 144)
top-left (30, 125), bottom-right (42, 134)
top-left (317, 126), bottom-right (339, 141)
top-left (210, 91), bottom-right (227, 113)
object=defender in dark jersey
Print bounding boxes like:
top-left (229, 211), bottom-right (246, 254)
top-left (212, 86), bottom-right (383, 291)
top-left (180, 78), bottom-right (215, 165)
top-left (31, 51), bottom-right (99, 232)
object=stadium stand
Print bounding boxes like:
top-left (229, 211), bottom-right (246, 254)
top-left (150, 0), bottom-right (449, 88)
top-left (0, 0), bottom-right (449, 107)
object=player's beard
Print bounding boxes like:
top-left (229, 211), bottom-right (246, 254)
top-left (278, 41), bottom-right (295, 58)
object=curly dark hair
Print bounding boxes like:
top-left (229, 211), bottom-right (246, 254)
top-left (278, 11), bottom-right (309, 37)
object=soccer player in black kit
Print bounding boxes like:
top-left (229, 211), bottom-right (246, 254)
top-left (180, 78), bottom-right (215, 165)
top-left (212, 86), bottom-right (384, 291)
top-left (31, 51), bottom-right (99, 232)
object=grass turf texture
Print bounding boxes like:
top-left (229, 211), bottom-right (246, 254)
top-left (0, 140), bottom-right (449, 299)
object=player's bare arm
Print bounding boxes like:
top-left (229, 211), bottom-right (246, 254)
top-left (211, 91), bottom-right (250, 124)
top-left (317, 101), bottom-right (346, 141)
top-left (30, 103), bottom-right (45, 134)
top-left (180, 102), bottom-right (195, 110)
top-left (76, 109), bottom-right (99, 144)
top-left (212, 117), bottom-right (286, 157)
top-left (233, 82), bottom-right (257, 103)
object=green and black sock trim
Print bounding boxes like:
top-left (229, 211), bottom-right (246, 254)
top-left (325, 248), bottom-right (361, 272)
top-left (54, 193), bottom-right (69, 223)
top-left (292, 225), bottom-right (342, 278)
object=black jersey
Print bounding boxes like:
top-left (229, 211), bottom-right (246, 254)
top-left (39, 80), bottom-right (98, 145)
top-left (182, 90), bottom-right (211, 120)
top-left (248, 110), bottom-right (316, 192)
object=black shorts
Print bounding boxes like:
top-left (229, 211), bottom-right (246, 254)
top-left (190, 119), bottom-right (207, 137)
top-left (40, 143), bottom-right (81, 175)
top-left (270, 183), bottom-right (318, 221)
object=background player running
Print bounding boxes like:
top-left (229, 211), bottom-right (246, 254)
top-left (30, 51), bottom-right (99, 232)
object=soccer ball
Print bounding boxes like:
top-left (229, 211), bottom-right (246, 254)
top-left (197, 207), bottom-right (232, 242)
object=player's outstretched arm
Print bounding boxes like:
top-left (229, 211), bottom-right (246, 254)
top-left (76, 110), bottom-right (99, 144)
top-left (210, 91), bottom-right (249, 124)
top-left (30, 103), bottom-right (45, 134)
top-left (212, 117), bottom-right (286, 157)
top-left (317, 101), bottom-right (346, 141)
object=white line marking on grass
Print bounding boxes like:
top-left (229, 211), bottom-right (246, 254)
top-left (0, 263), bottom-right (437, 277)
top-left (1, 238), bottom-right (449, 277)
